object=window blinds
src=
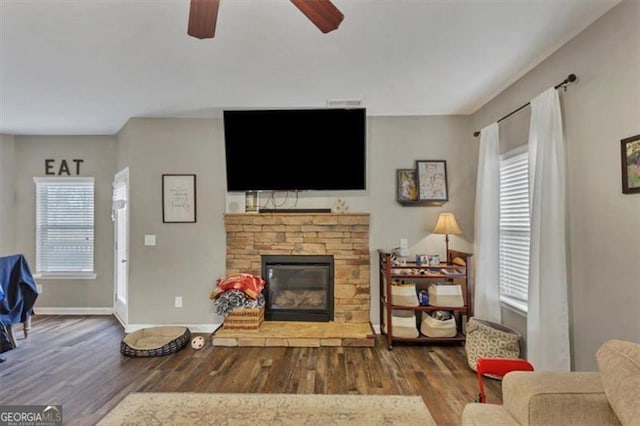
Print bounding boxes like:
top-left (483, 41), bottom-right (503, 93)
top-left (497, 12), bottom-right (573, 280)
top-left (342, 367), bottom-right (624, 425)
top-left (499, 150), bottom-right (530, 304)
top-left (34, 177), bottom-right (95, 273)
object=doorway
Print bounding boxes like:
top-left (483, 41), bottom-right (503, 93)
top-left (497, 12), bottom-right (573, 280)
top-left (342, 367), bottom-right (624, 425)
top-left (113, 168), bottom-right (129, 326)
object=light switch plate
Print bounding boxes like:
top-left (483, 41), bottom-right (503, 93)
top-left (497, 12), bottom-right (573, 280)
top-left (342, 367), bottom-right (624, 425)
top-left (144, 234), bottom-right (156, 246)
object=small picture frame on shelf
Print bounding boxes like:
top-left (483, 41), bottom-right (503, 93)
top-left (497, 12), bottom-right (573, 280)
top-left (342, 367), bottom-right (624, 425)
top-left (397, 169), bottom-right (418, 202)
top-left (416, 160), bottom-right (448, 202)
top-left (429, 254), bottom-right (440, 266)
top-left (416, 254), bottom-right (429, 266)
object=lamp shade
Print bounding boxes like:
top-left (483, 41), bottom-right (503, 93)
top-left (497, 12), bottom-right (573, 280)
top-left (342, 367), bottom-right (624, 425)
top-left (432, 213), bottom-right (462, 235)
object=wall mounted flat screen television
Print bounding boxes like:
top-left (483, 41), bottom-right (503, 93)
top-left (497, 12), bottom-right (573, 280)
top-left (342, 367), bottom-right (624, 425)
top-left (223, 108), bottom-right (366, 192)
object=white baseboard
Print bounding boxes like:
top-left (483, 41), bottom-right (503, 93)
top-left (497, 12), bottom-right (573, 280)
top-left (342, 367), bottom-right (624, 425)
top-left (372, 324), bottom-right (381, 334)
top-left (125, 323), bottom-right (222, 334)
top-left (36, 307), bottom-right (114, 315)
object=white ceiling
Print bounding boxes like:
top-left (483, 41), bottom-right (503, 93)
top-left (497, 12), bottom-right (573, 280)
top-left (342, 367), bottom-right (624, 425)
top-left (0, 0), bottom-right (621, 135)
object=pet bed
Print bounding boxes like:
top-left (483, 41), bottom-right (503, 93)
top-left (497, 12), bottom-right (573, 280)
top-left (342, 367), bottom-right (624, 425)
top-left (121, 326), bottom-right (191, 357)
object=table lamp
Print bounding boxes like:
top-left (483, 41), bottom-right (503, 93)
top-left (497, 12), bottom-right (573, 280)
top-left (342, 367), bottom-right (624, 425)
top-left (432, 213), bottom-right (462, 260)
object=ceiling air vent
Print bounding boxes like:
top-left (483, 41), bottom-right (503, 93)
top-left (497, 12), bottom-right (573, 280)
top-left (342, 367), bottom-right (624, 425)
top-left (326, 99), bottom-right (363, 109)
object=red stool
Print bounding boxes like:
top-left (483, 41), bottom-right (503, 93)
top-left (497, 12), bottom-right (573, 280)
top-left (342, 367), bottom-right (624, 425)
top-left (476, 357), bottom-right (534, 403)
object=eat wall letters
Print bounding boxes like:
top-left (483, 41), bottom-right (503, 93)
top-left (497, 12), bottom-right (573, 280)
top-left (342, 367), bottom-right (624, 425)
top-left (45, 159), bottom-right (84, 176)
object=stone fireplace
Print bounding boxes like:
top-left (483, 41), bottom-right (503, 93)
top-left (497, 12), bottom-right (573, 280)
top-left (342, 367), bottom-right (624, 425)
top-left (224, 213), bottom-right (370, 324)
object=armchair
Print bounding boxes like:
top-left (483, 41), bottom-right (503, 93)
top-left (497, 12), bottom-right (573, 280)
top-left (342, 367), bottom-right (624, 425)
top-left (462, 339), bottom-right (640, 425)
top-left (0, 254), bottom-right (38, 348)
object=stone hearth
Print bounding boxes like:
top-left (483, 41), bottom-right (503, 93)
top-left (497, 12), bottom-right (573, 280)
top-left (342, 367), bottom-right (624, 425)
top-left (218, 213), bottom-right (372, 347)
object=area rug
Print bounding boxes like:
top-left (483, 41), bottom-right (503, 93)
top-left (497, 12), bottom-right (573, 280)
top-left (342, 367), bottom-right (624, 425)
top-left (97, 392), bottom-right (437, 425)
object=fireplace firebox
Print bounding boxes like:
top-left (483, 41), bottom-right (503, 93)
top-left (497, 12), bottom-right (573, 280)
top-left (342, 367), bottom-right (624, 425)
top-left (261, 255), bottom-right (334, 322)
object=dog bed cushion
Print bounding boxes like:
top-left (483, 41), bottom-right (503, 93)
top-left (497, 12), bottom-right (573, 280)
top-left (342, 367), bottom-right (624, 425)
top-left (121, 326), bottom-right (191, 357)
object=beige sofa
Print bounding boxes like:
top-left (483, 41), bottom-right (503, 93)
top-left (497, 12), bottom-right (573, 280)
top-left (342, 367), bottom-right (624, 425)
top-left (462, 339), bottom-right (640, 425)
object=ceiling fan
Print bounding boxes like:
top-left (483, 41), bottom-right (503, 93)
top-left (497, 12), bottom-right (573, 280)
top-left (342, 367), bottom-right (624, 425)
top-left (188, 0), bottom-right (344, 39)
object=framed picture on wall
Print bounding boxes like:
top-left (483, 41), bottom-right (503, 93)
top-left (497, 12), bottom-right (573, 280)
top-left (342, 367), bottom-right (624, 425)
top-left (416, 160), bottom-right (448, 202)
top-left (621, 134), bottom-right (640, 194)
top-left (397, 169), bottom-right (419, 202)
top-left (162, 174), bottom-right (197, 223)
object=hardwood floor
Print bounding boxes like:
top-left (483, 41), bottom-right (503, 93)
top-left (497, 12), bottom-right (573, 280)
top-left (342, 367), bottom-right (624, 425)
top-left (0, 315), bottom-right (501, 425)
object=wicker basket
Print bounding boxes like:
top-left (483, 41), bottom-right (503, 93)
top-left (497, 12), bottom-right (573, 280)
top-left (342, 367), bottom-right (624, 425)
top-left (224, 305), bottom-right (264, 331)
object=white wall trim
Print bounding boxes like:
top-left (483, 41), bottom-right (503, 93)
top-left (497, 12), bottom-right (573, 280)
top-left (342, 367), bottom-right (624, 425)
top-left (125, 323), bottom-right (222, 334)
top-left (36, 307), bottom-right (114, 315)
top-left (372, 324), bottom-right (381, 334)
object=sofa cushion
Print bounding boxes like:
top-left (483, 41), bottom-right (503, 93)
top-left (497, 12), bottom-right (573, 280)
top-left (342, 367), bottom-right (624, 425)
top-left (502, 371), bottom-right (621, 425)
top-left (461, 403), bottom-right (518, 425)
top-left (596, 339), bottom-right (640, 426)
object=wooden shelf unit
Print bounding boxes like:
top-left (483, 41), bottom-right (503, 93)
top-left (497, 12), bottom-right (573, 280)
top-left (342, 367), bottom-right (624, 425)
top-left (378, 249), bottom-right (473, 350)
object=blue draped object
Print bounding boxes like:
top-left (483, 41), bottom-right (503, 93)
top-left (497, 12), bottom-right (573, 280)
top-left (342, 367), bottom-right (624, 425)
top-left (0, 254), bottom-right (38, 325)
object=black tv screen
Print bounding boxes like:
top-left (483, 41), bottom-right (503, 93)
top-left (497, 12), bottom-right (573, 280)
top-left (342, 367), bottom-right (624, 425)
top-left (223, 108), bottom-right (366, 191)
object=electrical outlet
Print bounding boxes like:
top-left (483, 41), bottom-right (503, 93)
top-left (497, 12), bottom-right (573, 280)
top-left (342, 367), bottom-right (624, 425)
top-left (174, 296), bottom-right (183, 308)
top-left (36, 284), bottom-right (43, 294)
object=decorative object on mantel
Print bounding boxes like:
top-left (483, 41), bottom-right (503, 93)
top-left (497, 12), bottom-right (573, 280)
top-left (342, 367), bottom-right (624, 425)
top-left (245, 191), bottom-right (259, 212)
top-left (432, 212), bottom-right (462, 257)
top-left (333, 198), bottom-right (349, 213)
top-left (417, 160), bottom-right (448, 202)
top-left (621, 134), bottom-right (640, 194)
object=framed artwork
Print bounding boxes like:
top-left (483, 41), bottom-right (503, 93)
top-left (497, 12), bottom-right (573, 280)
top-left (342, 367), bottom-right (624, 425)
top-left (621, 134), bottom-right (640, 194)
top-left (162, 174), bottom-right (197, 223)
top-left (416, 160), bottom-right (448, 202)
top-left (397, 169), bottom-right (418, 202)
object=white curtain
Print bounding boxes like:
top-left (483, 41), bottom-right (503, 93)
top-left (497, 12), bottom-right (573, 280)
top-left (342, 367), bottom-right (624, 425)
top-left (527, 87), bottom-right (571, 372)
top-left (474, 122), bottom-right (501, 323)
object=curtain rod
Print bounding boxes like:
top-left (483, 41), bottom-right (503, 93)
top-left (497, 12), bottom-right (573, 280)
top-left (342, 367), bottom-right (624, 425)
top-left (473, 73), bottom-right (577, 137)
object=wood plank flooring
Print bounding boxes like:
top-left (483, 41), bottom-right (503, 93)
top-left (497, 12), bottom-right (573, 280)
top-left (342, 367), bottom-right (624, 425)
top-left (0, 315), bottom-right (502, 425)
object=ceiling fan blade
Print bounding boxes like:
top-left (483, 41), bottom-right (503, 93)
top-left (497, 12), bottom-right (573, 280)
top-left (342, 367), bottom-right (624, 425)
top-left (188, 0), bottom-right (220, 39)
top-left (290, 0), bottom-right (344, 34)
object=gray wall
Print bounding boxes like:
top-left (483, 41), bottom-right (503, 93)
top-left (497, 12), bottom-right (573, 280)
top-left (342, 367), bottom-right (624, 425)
top-left (368, 115), bottom-right (476, 324)
top-left (0, 134), bottom-right (16, 255)
top-left (471, 0), bottom-right (640, 370)
top-left (116, 115), bottom-right (477, 327)
top-left (13, 135), bottom-right (117, 308)
top-left (116, 118), bottom-right (227, 325)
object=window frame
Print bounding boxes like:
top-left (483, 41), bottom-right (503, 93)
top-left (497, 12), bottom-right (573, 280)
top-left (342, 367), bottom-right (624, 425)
top-left (33, 176), bottom-right (97, 280)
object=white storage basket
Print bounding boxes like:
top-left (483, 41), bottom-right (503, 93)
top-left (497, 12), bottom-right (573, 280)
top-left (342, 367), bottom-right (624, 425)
top-left (428, 284), bottom-right (463, 307)
top-left (391, 283), bottom-right (419, 306)
top-left (420, 312), bottom-right (457, 337)
top-left (382, 310), bottom-right (419, 338)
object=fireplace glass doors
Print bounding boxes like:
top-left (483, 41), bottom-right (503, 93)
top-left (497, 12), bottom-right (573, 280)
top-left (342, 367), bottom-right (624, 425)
top-left (261, 255), bottom-right (334, 322)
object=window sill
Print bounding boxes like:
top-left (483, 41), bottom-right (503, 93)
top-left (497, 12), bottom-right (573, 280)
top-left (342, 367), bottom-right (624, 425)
top-left (34, 272), bottom-right (97, 280)
top-left (500, 296), bottom-right (528, 317)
